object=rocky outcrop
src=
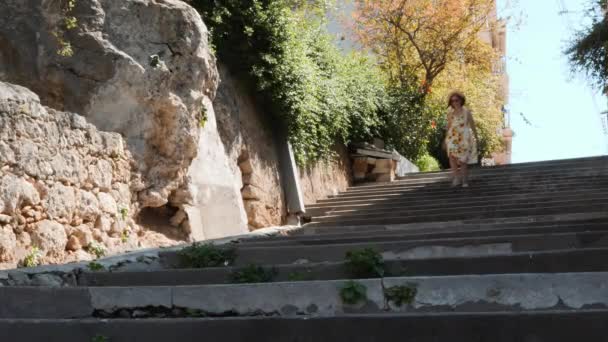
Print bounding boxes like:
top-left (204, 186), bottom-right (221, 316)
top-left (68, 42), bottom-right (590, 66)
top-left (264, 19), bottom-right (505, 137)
top-left (0, 0), bottom-right (217, 211)
top-left (0, 82), bottom-right (180, 268)
top-left (0, 0), bottom-right (250, 247)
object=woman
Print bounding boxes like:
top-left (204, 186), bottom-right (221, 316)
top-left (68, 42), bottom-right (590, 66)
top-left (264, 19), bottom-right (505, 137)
top-left (445, 92), bottom-right (478, 188)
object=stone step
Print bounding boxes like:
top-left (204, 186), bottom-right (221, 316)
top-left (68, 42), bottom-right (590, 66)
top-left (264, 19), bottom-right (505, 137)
top-left (160, 230), bottom-right (608, 266)
top-left (241, 221), bottom-right (608, 247)
top-left (309, 201), bottom-right (608, 227)
top-left (296, 212), bottom-right (608, 236)
top-left (326, 177), bottom-right (608, 201)
top-left (79, 247), bottom-right (608, 286)
top-left (1, 272), bottom-right (606, 319)
top-left (349, 168), bottom-right (608, 191)
top-left (340, 176), bottom-right (608, 198)
top-left (3, 310), bottom-right (608, 342)
top-left (306, 190), bottom-right (608, 216)
top-left (394, 156), bottom-right (608, 180)
top-left (316, 180), bottom-right (608, 204)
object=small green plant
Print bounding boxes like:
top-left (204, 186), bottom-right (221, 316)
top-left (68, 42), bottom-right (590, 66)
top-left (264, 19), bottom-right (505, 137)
top-left (21, 246), bottom-right (41, 268)
top-left (384, 284), bottom-right (418, 307)
top-left (229, 264), bottom-right (277, 284)
top-left (340, 280), bottom-right (368, 305)
top-left (119, 207), bottom-right (129, 221)
top-left (415, 153), bottom-right (441, 172)
top-left (287, 271), bottom-right (314, 282)
top-left (185, 308), bottom-right (204, 317)
top-left (345, 248), bottom-right (385, 278)
top-left (149, 54), bottom-right (162, 68)
top-left (87, 242), bottom-right (106, 259)
top-left (52, 0), bottom-right (78, 57)
top-left (199, 106), bottom-right (208, 128)
top-left (88, 261), bottom-right (105, 272)
top-left (91, 335), bottom-right (109, 342)
top-left (121, 230), bottom-right (129, 243)
top-left (177, 243), bottom-right (236, 268)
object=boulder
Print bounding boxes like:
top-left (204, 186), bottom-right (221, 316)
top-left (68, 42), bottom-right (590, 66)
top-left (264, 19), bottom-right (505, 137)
top-left (30, 220), bottom-right (68, 256)
top-left (0, 0), bottom-right (219, 209)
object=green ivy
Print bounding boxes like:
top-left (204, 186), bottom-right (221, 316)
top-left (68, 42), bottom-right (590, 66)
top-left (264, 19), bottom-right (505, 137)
top-left (191, 0), bottom-right (386, 164)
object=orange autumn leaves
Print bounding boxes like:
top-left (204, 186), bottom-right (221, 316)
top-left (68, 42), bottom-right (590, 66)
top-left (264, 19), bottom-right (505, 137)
top-left (353, 0), bottom-right (496, 87)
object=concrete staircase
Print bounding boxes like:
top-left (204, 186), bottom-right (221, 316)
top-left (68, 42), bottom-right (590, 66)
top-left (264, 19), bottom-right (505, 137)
top-left (2, 156), bottom-right (608, 341)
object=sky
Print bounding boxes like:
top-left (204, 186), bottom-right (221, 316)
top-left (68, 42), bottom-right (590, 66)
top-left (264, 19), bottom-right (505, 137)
top-left (497, 0), bottom-right (608, 163)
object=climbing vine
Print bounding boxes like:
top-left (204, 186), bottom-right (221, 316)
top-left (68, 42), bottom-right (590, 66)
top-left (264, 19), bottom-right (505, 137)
top-left (52, 0), bottom-right (78, 57)
top-left (191, 0), bottom-right (387, 164)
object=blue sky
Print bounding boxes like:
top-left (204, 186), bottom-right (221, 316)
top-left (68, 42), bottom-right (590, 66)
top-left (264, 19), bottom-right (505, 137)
top-left (498, 0), bottom-right (608, 162)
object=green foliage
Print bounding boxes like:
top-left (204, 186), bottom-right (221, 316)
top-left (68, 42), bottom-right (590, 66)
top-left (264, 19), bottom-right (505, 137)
top-left (53, 0), bottom-right (78, 57)
top-left (384, 284), bottom-right (418, 307)
top-left (20, 247), bottom-right (41, 268)
top-left (87, 243), bottom-right (106, 259)
top-left (119, 207), bottom-right (129, 221)
top-left (287, 271), bottom-right (314, 281)
top-left (230, 264), bottom-right (277, 284)
top-left (91, 335), bottom-right (109, 342)
top-left (120, 230), bottom-right (129, 244)
top-left (378, 83), bottom-right (444, 161)
top-left (199, 105), bottom-right (208, 128)
top-left (178, 243), bottom-right (236, 268)
top-left (191, 0), bottom-right (386, 164)
top-left (88, 261), bottom-right (105, 272)
top-left (149, 55), bottom-right (162, 68)
top-left (345, 248), bottom-right (385, 278)
top-left (566, 0), bottom-right (608, 92)
top-left (340, 280), bottom-right (368, 305)
top-left (416, 153), bottom-right (441, 172)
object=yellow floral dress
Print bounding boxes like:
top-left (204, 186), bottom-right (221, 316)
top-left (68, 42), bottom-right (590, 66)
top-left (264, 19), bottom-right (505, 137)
top-left (446, 108), bottom-right (478, 164)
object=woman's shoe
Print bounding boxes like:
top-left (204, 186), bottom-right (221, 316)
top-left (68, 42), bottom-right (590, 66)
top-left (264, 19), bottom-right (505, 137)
top-left (462, 182), bottom-right (469, 188)
top-left (451, 178), bottom-right (461, 187)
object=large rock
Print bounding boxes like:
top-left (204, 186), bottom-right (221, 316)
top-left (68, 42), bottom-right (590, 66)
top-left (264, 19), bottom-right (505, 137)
top-left (30, 220), bottom-right (68, 257)
top-left (0, 0), bottom-right (218, 210)
top-left (183, 99), bottom-right (248, 240)
top-left (0, 81), bottom-right (177, 267)
top-left (0, 227), bottom-right (17, 262)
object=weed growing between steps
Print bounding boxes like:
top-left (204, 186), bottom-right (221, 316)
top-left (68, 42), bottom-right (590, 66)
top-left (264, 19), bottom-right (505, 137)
top-left (19, 247), bottom-right (41, 268)
top-left (229, 264), bottom-right (277, 284)
top-left (87, 243), bottom-right (107, 259)
top-left (177, 243), bottom-right (236, 268)
top-left (87, 261), bottom-right (105, 272)
top-left (384, 284), bottom-right (418, 307)
top-left (345, 248), bottom-right (386, 278)
top-left (340, 281), bottom-right (368, 305)
top-left (91, 335), bottom-right (109, 342)
top-left (287, 270), bottom-right (315, 281)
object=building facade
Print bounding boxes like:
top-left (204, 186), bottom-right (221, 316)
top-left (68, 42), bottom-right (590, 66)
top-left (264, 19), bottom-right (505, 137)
top-left (478, 2), bottom-right (513, 165)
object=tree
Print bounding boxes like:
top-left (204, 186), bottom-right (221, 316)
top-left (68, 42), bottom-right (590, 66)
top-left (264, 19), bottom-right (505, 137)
top-left (566, 0), bottom-right (607, 93)
top-left (353, 0), bottom-right (497, 88)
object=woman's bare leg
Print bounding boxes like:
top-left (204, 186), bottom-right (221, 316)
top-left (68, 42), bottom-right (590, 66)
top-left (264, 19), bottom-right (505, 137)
top-left (449, 156), bottom-right (460, 186)
top-left (461, 162), bottom-right (469, 187)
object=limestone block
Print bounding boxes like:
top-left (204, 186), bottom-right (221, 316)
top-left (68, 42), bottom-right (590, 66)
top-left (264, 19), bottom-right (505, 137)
top-left (372, 159), bottom-right (394, 174)
top-left (0, 228), bottom-right (17, 262)
top-left (244, 201), bottom-right (273, 229)
top-left (44, 184), bottom-right (77, 221)
top-left (77, 190), bottom-right (101, 222)
top-left (87, 160), bottom-right (113, 191)
top-left (30, 220), bottom-right (67, 256)
top-left (97, 192), bottom-right (118, 215)
top-left (0, 174), bottom-right (41, 215)
top-left (241, 185), bottom-right (264, 201)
